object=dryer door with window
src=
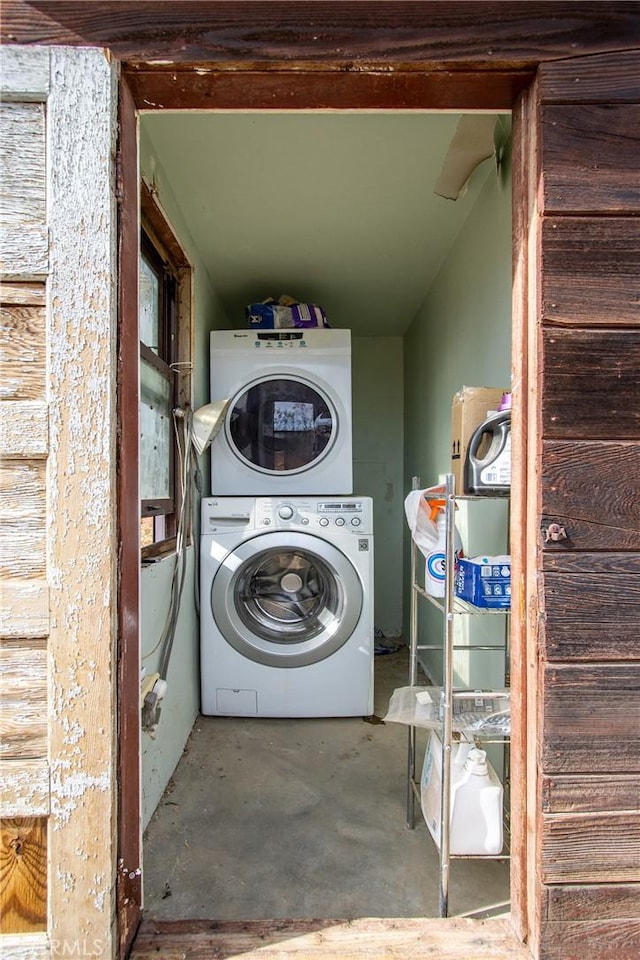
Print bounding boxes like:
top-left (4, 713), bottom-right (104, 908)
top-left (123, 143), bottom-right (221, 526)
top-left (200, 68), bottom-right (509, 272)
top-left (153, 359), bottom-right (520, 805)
top-left (226, 375), bottom-right (337, 476)
top-left (210, 532), bottom-right (363, 667)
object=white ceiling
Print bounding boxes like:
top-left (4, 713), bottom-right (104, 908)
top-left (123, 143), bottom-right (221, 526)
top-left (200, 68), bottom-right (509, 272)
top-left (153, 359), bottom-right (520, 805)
top-left (141, 112), bottom-right (498, 337)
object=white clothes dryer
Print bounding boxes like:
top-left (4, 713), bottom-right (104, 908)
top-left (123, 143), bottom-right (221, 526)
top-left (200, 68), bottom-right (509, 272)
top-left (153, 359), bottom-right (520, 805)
top-left (200, 495), bottom-right (374, 717)
top-left (209, 329), bottom-right (353, 495)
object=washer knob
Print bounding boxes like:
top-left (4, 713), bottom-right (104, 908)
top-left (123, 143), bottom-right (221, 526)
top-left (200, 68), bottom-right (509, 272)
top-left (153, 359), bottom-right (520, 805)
top-left (278, 505), bottom-right (294, 520)
top-left (319, 517), bottom-right (329, 527)
top-left (335, 517), bottom-right (345, 526)
top-left (351, 517), bottom-right (361, 526)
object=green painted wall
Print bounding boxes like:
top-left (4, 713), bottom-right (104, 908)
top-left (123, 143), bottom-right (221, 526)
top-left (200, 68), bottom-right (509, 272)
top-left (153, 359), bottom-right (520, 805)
top-left (403, 155), bottom-right (512, 693)
top-left (352, 336), bottom-right (404, 636)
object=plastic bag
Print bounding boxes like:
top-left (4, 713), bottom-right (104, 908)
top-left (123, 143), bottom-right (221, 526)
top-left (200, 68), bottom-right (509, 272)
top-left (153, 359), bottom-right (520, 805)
top-left (404, 486), bottom-right (464, 595)
top-left (246, 295), bottom-right (329, 329)
top-left (403, 486), bottom-right (443, 559)
top-left (383, 685), bottom-right (511, 736)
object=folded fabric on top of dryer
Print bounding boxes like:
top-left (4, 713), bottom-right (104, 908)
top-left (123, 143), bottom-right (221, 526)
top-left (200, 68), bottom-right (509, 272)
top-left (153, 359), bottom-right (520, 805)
top-left (246, 294), bottom-right (329, 329)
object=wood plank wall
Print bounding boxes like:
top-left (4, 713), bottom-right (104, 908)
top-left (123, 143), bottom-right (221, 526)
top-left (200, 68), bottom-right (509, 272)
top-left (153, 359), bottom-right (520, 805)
top-left (1, 46), bottom-right (120, 960)
top-left (0, 54), bottom-right (50, 937)
top-left (534, 49), bottom-right (640, 960)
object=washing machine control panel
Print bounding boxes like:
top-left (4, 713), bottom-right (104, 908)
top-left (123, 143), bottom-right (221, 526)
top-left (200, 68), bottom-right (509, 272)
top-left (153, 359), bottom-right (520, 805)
top-left (251, 497), bottom-right (372, 533)
top-left (316, 501), bottom-right (366, 525)
top-left (202, 496), bottom-right (373, 534)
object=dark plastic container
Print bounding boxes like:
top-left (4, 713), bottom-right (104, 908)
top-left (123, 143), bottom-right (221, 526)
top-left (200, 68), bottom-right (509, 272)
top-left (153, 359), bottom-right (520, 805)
top-left (464, 410), bottom-right (511, 495)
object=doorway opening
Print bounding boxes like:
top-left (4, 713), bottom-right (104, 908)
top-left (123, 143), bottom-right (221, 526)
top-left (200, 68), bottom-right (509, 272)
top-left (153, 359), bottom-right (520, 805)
top-left (133, 108), bottom-right (513, 923)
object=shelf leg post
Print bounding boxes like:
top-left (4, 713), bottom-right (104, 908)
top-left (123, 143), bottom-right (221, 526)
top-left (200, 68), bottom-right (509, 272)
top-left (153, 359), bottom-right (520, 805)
top-left (406, 476), bottom-right (420, 829)
top-left (439, 473), bottom-right (456, 917)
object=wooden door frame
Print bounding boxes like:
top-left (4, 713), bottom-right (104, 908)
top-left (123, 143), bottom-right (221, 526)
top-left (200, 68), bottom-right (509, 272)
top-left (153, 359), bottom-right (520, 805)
top-left (117, 71), bottom-right (143, 959)
top-left (115, 59), bottom-right (534, 949)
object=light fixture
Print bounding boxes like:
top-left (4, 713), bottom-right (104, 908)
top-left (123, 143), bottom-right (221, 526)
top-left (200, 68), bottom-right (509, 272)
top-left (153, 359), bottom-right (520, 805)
top-left (434, 115), bottom-right (500, 201)
top-left (191, 399), bottom-right (231, 456)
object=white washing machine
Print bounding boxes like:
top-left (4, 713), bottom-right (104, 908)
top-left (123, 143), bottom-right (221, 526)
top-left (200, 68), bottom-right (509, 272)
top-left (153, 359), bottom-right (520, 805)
top-left (200, 495), bottom-right (374, 717)
top-left (209, 328), bottom-right (353, 495)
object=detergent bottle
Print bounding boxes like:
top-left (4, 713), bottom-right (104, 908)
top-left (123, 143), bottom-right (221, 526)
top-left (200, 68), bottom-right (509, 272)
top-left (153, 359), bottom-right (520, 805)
top-left (464, 393), bottom-right (511, 495)
top-left (425, 497), bottom-right (463, 598)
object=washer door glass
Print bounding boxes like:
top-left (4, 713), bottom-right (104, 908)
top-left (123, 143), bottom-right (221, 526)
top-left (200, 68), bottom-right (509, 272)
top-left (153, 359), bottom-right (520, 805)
top-left (211, 532), bottom-right (363, 667)
top-left (226, 376), bottom-right (336, 475)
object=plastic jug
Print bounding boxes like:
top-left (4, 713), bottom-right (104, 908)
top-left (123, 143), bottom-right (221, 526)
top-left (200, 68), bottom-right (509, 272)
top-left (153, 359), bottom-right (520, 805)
top-left (464, 409), bottom-right (511, 495)
top-left (421, 735), bottom-right (504, 855)
top-left (449, 747), bottom-right (504, 855)
top-left (420, 732), bottom-right (473, 846)
top-left (425, 500), bottom-right (464, 598)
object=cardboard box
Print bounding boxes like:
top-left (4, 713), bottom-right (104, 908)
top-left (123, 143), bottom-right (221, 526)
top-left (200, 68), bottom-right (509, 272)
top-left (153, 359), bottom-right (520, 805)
top-left (451, 386), bottom-right (508, 493)
top-left (455, 555), bottom-right (511, 609)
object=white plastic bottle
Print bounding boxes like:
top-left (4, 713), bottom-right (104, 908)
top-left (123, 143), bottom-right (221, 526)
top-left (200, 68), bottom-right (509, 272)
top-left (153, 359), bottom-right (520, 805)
top-left (425, 505), bottom-right (463, 598)
top-left (449, 747), bottom-right (504, 855)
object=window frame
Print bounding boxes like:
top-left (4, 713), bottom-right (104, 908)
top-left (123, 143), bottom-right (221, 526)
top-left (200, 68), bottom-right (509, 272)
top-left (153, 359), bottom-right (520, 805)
top-left (139, 180), bottom-right (192, 560)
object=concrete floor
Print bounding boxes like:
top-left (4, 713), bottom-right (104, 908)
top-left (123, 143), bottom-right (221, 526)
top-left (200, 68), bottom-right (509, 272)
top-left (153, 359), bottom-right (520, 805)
top-left (142, 645), bottom-right (510, 921)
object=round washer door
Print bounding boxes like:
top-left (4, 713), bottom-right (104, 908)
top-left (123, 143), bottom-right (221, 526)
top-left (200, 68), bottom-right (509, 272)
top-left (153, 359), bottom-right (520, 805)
top-left (225, 375), bottom-right (338, 476)
top-left (211, 531), bottom-right (363, 667)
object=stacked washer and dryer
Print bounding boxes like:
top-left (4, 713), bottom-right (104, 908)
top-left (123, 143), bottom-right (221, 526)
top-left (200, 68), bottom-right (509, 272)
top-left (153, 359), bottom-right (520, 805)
top-left (200, 328), bottom-right (374, 717)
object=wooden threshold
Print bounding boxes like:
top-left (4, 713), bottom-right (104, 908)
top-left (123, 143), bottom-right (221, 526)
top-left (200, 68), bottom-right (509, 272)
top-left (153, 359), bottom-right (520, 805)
top-left (129, 917), bottom-right (531, 959)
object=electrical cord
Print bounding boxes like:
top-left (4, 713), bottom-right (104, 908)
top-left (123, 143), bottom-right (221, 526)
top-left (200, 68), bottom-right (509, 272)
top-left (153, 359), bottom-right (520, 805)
top-left (191, 439), bottom-right (204, 618)
top-left (141, 406), bottom-right (196, 678)
top-left (157, 407), bottom-right (192, 680)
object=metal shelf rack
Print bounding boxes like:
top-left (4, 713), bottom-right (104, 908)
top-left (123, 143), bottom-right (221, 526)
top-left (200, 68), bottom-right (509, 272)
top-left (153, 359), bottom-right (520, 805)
top-left (406, 473), bottom-right (511, 918)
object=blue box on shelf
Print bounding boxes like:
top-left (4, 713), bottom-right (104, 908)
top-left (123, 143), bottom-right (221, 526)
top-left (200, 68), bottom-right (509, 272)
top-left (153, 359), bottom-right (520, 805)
top-left (455, 556), bottom-right (511, 609)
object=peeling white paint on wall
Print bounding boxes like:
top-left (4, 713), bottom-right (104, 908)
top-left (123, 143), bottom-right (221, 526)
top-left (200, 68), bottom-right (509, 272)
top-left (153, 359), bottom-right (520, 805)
top-left (55, 864), bottom-right (76, 893)
top-left (0, 759), bottom-right (50, 817)
top-left (60, 717), bottom-right (85, 747)
top-left (49, 764), bottom-right (112, 826)
top-left (41, 44), bottom-right (120, 956)
top-left (89, 875), bottom-right (107, 912)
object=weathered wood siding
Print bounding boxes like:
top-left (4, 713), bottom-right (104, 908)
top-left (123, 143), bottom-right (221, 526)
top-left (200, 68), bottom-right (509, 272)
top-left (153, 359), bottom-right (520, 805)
top-left (129, 916), bottom-right (532, 960)
top-left (2, 1), bottom-right (638, 65)
top-left (0, 818), bottom-right (47, 934)
top-left (535, 49), bottom-right (640, 959)
top-left (0, 49), bottom-right (49, 940)
top-left (0, 45), bottom-right (120, 960)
